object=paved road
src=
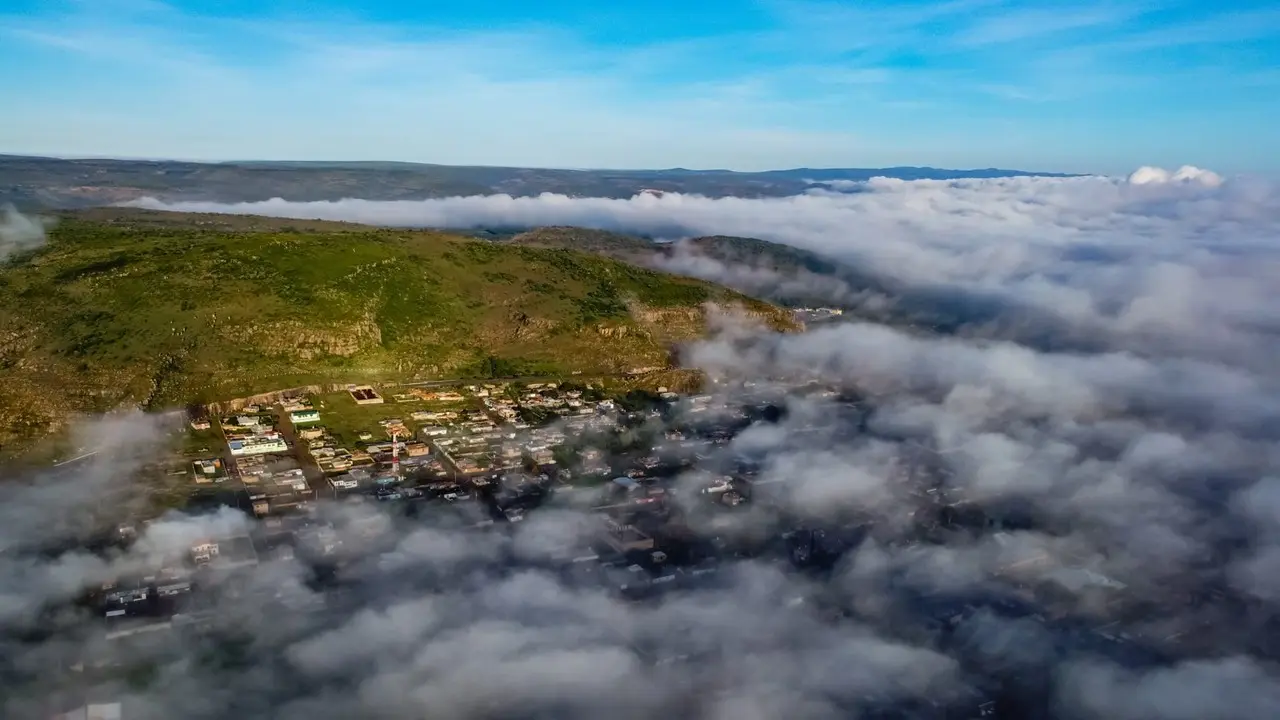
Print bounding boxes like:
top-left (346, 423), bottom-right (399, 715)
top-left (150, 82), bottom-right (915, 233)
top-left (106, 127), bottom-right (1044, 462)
top-left (270, 405), bottom-right (328, 497)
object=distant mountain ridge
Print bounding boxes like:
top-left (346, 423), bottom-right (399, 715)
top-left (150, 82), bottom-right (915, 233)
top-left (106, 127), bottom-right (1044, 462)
top-left (0, 154), bottom-right (1079, 208)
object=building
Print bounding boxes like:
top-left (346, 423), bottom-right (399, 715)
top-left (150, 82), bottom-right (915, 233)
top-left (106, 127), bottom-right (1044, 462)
top-left (191, 541), bottom-right (220, 564)
top-left (228, 433), bottom-right (288, 456)
top-left (246, 467), bottom-right (314, 515)
top-left (330, 475), bottom-right (361, 491)
top-left (298, 426), bottom-right (326, 441)
top-left (602, 516), bottom-right (655, 553)
top-left (290, 409), bottom-right (321, 424)
top-left (191, 458), bottom-right (225, 483)
top-left (329, 468), bottom-right (372, 496)
top-left (349, 385), bottom-right (384, 405)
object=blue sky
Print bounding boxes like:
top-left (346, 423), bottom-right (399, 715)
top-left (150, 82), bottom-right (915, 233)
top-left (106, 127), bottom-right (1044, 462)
top-left (1, 0), bottom-right (1277, 173)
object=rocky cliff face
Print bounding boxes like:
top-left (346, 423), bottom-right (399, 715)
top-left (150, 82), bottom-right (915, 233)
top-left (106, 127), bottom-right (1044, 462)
top-left (233, 318), bottom-right (384, 359)
top-left (507, 311), bottom-right (555, 341)
top-left (595, 324), bottom-right (633, 339)
top-left (630, 302), bottom-right (799, 340)
top-left (630, 306), bottom-right (702, 325)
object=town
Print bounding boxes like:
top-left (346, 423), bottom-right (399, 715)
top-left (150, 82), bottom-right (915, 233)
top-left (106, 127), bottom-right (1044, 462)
top-left (30, 369), bottom-right (1271, 720)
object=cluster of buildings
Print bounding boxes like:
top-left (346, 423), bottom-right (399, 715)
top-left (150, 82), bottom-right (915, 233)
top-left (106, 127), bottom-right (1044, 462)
top-left (247, 382), bottom-right (635, 518)
top-left (66, 376), bottom-right (1242, 720)
top-left (221, 412), bottom-right (288, 457)
top-left (183, 404), bottom-right (316, 515)
top-left (237, 454), bottom-right (315, 516)
top-left (222, 407), bottom-right (317, 515)
top-left (96, 524), bottom-right (259, 632)
top-left (792, 306), bottom-right (845, 324)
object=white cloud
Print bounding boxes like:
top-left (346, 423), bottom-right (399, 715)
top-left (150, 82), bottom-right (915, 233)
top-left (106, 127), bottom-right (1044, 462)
top-left (1128, 165), bottom-right (1224, 187)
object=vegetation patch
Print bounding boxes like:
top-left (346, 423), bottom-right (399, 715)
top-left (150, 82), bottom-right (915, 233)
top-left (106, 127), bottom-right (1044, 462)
top-left (0, 210), bottom-right (795, 455)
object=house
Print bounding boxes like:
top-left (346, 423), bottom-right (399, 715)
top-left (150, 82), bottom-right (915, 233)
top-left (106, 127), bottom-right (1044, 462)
top-left (190, 418), bottom-right (212, 431)
top-left (281, 398), bottom-right (313, 412)
top-left (290, 409), bottom-right (321, 424)
top-left (191, 458), bottom-right (224, 483)
top-left (298, 426), bottom-right (326, 440)
top-left (191, 541), bottom-right (220, 564)
top-left (193, 458), bottom-right (221, 475)
top-left (383, 420), bottom-right (410, 438)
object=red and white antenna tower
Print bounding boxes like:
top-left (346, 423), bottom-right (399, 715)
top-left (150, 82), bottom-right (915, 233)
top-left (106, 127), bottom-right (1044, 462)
top-left (391, 429), bottom-right (400, 480)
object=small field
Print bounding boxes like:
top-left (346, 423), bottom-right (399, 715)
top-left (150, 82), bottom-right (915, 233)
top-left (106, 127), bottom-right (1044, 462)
top-left (180, 424), bottom-right (225, 457)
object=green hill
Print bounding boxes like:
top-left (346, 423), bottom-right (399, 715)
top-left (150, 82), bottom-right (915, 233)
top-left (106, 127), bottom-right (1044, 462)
top-left (496, 227), bottom-right (893, 308)
top-left (683, 235), bottom-right (851, 279)
top-left (506, 226), bottom-right (658, 264)
top-left (0, 210), bottom-right (795, 452)
top-left (489, 227), bottom-right (1084, 350)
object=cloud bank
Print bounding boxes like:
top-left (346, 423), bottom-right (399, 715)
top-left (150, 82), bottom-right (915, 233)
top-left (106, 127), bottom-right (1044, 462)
top-left (8, 300), bottom-right (1280, 718)
top-left (128, 167), bottom-right (1280, 372)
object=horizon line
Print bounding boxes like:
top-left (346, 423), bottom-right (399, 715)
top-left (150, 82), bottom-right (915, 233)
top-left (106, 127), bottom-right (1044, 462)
top-left (0, 151), bottom-right (1084, 177)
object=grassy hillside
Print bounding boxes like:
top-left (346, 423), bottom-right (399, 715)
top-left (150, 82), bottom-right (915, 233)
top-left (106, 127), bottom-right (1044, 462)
top-left (497, 228), bottom-right (893, 308)
top-left (490, 227), bottom-right (1086, 351)
top-left (0, 211), bottom-right (795, 452)
top-left (507, 226), bottom-right (658, 264)
top-left (683, 235), bottom-right (847, 278)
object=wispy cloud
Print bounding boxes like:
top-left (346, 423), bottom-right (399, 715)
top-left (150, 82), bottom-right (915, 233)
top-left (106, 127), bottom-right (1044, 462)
top-left (0, 205), bottom-right (51, 259)
top-left (955, 4), bottom-right (1148, 47)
